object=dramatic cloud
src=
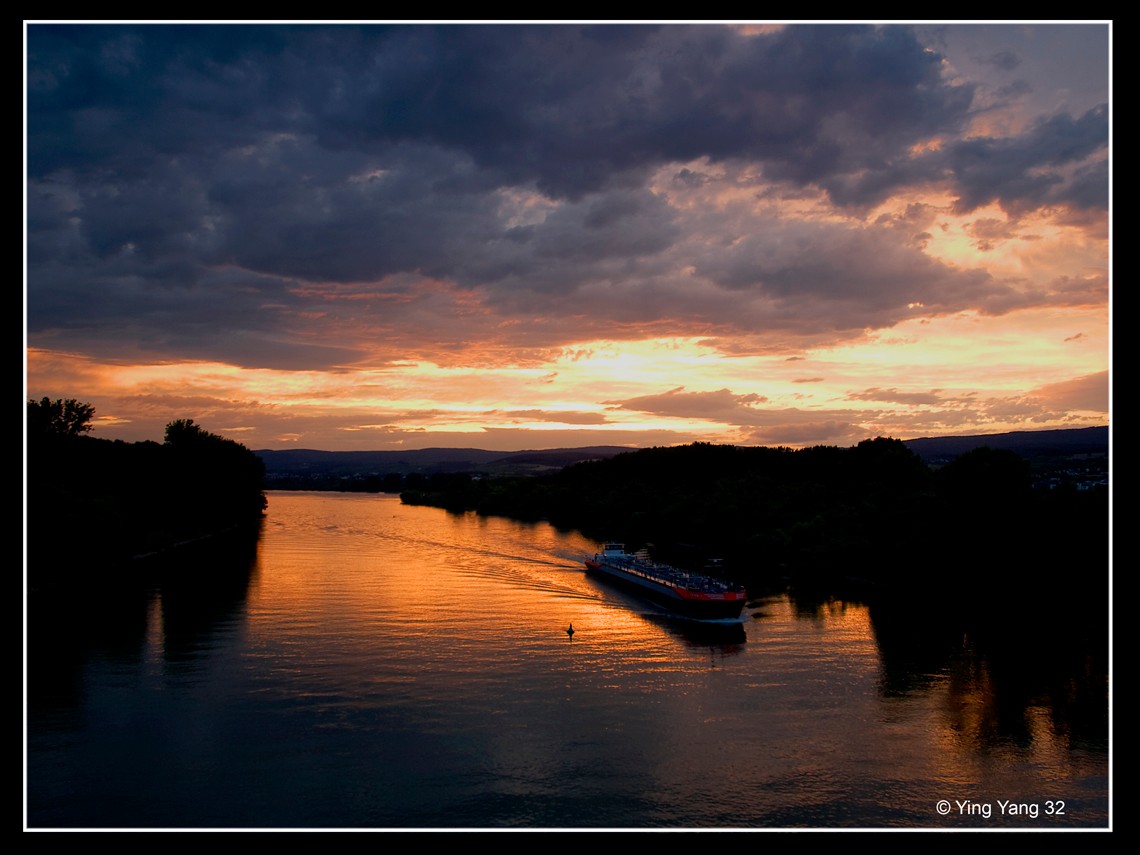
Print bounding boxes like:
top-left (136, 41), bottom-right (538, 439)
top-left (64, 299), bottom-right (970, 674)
top-left (25, 23), bottom-right (1110, 450)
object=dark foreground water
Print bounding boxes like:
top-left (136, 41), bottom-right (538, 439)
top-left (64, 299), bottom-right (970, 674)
top-left (26, 492), bottom-right (1109, 829)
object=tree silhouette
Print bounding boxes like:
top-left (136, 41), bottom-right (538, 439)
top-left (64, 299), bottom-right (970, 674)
top-left (164, 417), bottom-right (217, 448)
top-left (27, 397), bottom-right (96, 438)
top-left (27, 401), bottom-right (267, 583)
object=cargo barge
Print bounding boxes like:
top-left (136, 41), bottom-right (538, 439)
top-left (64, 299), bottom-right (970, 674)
top-left (584, 543), bottom-right (747, 620)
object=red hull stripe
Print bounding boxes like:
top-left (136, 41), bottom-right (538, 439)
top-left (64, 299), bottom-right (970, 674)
top-left (677, 590), bottom-right (747, 601)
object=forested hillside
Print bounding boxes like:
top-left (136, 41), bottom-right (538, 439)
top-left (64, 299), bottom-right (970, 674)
top-left (402, 438), bottom-right (1108, 597)
top-left (26, 400), bottom-right (266, 587)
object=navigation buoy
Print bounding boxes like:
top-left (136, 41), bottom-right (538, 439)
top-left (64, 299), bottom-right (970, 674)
top-left (567, 623), bottom-right (575, 638)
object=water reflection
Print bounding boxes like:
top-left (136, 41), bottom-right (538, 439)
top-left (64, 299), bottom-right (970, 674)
top-left (868, 591), bottom-right (1108, 754)
top-left (155, 525), bottom-right (261, 665)
top-left (27, 524), bottom-right (261, 722)
top-left (641, 613), bottom-right (747, 650)
top-left (26, 493), bottom-right (1107, 828)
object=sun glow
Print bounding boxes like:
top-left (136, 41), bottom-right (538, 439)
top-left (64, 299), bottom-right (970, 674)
top-left (28, 300), bottom-right (1108, 451)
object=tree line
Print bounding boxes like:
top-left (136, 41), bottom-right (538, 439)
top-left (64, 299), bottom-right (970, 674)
top-left (401, 438), bottom-right (1108, 599)
top-left (26, 398), bottom-right (267, 587)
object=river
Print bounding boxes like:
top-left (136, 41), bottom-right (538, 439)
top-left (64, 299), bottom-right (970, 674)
top-left (25, 491), bottom-right (1109, 829)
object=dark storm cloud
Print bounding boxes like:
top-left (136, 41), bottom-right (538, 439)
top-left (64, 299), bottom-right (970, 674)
top-left (1063, 158), bottom-right (1110, 213)
top-left (290, 24), bottom-right (976, 200)
top-left (941, 104), bottom-right (1109, 215)
top-left (686, 212), bottom-right (1002, 322)
top-left (466, 187), bottom-right (681, 290)
top-left (27, 23), bottom-right (1102, 210)
top-left (983, 49), bottom-right (1022, 72)
top-left (819, 101), bottom-right (1108, 213)
top-left (26, 23), bottom-right (1108, 370)
top-left (27, 25), bottom-right (292, 177)
top-left (27, 23), bottom-right (975, 206)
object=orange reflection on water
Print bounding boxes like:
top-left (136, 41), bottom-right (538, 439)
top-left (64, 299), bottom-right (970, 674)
top-left (247, 493), bottom-right (708, 693)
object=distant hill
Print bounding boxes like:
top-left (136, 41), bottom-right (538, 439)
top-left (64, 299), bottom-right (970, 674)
top-left (902, 426), bottom-right (1107, 464)
top-left (257, 427), bottom-right (1108, 489)
top-left (256, 445), bottom-right (633, 488)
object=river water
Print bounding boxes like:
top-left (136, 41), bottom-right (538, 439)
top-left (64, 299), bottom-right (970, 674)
top-left (25, 491), bottom-right (1109, 830)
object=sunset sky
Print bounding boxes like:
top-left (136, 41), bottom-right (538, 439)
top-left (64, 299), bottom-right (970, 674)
top-left (24, 23), bottom-right (1110, 452)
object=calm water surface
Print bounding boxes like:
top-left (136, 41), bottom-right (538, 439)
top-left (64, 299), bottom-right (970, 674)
top-left (26, 492), bottom-right (1109, 829)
